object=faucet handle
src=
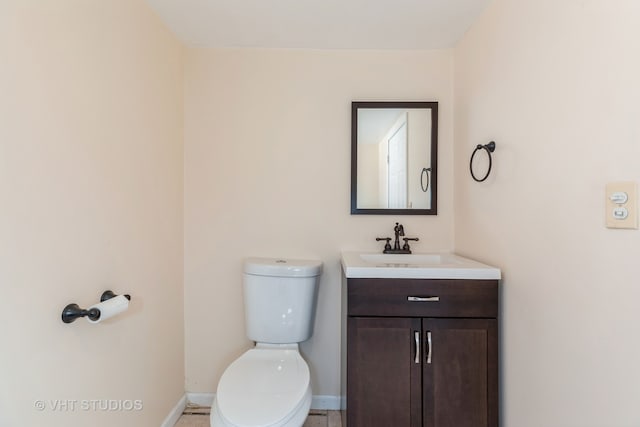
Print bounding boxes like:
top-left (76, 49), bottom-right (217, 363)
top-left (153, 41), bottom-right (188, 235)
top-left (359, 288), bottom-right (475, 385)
top-left (376, 237), bottom-right (392, 252)
top-left (402, 237), bottom-right (419, 252)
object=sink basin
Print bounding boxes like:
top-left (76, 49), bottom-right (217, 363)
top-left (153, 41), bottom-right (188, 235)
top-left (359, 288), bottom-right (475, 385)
top-left (341, 251), bottom-right (501, 280)
top-left (358, 253), bottom-right (445, 265)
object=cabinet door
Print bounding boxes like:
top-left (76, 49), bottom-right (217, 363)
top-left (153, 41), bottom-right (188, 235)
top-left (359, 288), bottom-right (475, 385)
top-left (423, 318), bottom-right (498, 427)
top-left (347, 317), bottom-right (422, 427)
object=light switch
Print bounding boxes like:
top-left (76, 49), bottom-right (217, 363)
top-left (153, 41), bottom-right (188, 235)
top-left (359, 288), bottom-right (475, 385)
top-left (610, 192), bottom-right (629, 204)
top-left (606, 182), bottom-right (638, 229)
top-left (613, 207), bottom-right (629, 219)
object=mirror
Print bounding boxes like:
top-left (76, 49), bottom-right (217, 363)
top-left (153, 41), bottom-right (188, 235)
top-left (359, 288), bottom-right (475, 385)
top-left (351, 101), bottom-right (438, 215)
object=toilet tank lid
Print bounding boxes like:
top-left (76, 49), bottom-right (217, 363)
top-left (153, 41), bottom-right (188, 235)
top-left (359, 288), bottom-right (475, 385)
top-left (244, 257), bottom-right (323, 278)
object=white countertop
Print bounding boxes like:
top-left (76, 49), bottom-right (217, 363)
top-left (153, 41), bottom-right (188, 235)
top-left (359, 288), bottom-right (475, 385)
top-left (341, 251), bottom-right (501, 280)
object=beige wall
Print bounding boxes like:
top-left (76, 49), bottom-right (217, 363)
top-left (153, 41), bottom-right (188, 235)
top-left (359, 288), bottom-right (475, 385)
top-left (0, 1), bottom-right (184, 426)
top-left (184, 48), bottom-right (455, 397)
top-left (454, 0), bottom-right (640, 425)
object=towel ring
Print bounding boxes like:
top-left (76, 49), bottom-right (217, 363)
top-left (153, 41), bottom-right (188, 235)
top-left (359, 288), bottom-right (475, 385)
top-left (470, 141), bottom-right (496, 182)
top-left (420, 168), bottom-right (431, 192)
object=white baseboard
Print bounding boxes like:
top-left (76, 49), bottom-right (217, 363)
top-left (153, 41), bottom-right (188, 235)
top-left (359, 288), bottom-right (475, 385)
top-left (160, 394), bottom-right (187, 427)
top-left (311, 395), bottom-right (341, 410)
top-left (186, 392), bottom-right (215, 407)
top-left (185, 392), bottom-right (340, 411)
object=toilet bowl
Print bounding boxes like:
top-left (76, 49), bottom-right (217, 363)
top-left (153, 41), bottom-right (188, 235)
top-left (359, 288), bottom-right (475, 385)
top-left (210, 257), bottom-right (323, 427)
top-left (211, 344), bottom-right (312, 427)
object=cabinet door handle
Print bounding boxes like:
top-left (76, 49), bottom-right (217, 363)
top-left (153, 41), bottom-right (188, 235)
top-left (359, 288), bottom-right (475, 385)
top-left (407, 296), bottom-right (440, 302)
top-left (414, 331), bottom-right (420, 364)
top-left (426, 331), bottom-right (432, 364)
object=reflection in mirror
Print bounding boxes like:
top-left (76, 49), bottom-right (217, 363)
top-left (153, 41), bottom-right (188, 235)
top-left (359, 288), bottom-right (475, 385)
top-left (351, 101), bottom-right (438, 215)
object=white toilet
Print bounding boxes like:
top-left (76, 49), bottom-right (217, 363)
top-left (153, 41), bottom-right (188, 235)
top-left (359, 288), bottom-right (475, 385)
top-left (210, 257), bottom-right (323, 427)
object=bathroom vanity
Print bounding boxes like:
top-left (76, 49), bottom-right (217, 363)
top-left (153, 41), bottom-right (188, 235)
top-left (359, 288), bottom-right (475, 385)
top-left (340, 252), bottom-right (501, 427)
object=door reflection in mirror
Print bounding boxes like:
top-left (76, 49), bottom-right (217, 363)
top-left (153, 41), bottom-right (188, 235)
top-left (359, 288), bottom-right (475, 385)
top-left (386, 116), bottom-right (408, 209)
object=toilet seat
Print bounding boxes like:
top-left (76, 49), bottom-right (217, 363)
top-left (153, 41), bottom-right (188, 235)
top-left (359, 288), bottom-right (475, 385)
top-left (213, 346), bottom-right (311, 427)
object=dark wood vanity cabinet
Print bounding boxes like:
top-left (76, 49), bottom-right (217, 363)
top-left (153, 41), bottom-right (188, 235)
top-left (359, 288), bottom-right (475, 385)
top-left (345, 278), bottom-right (499, 427)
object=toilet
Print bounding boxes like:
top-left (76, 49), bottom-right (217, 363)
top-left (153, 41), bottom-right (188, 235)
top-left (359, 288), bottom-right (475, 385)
top-left (210, 257), bottom-right (323, 427)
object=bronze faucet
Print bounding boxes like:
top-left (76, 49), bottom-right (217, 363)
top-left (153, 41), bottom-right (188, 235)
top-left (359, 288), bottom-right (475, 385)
top-left (376, 222), bottom-right (419, 254)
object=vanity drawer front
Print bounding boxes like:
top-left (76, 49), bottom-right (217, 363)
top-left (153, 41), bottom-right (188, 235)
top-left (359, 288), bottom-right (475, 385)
top-left (347, 278), bottom-right (498, 318)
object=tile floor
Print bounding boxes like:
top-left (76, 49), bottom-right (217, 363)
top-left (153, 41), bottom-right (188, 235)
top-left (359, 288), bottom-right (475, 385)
top-left (174, 407), bottom-right (342, 427)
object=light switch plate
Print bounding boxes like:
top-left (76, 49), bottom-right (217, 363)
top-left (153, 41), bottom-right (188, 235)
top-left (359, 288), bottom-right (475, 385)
top-left (606, 182), bottom-right (638, 229)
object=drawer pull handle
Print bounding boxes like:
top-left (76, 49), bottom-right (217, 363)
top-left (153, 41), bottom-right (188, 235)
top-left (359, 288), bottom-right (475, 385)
top-left (407, 296), bottom-right (440, 302)
top-left (414, 331), bottom-right (420, 364)
top-left (426, 331), bottom-right (432, 364)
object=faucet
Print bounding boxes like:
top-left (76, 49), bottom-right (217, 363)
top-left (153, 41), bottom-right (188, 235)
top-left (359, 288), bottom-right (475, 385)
top-left (376, 222), bottom-right (419, 254)
top-left (393, 223), bottom-right (404, 250)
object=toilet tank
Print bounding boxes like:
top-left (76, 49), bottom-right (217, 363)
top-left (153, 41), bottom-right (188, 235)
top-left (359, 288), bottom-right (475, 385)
top-left (243, 257), bottom-right (323, 344)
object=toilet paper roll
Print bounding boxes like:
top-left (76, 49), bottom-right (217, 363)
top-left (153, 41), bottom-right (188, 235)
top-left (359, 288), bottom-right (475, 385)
top-left (86, 294), bottom-right (129, 323)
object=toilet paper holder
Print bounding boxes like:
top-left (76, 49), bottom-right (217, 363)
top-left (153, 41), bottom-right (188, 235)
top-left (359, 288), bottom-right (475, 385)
top-left (61, 290), bottom-right (131, 324)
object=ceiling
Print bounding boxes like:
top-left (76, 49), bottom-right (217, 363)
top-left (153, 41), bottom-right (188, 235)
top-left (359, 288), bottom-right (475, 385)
top-left (145, 0), bottom-right (491, 50)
